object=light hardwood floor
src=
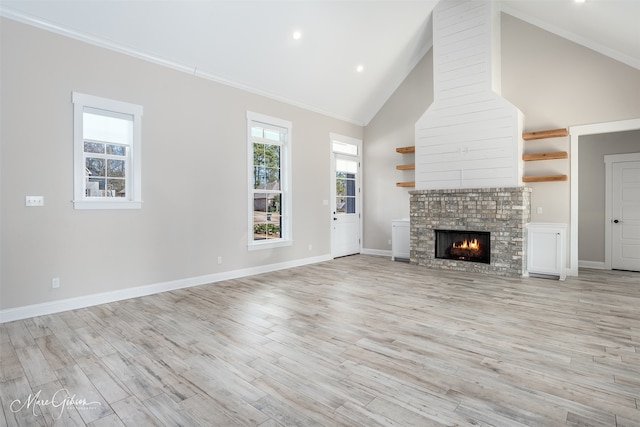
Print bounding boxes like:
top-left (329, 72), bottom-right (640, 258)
top-left (1, 255), bottom-right (639, 426)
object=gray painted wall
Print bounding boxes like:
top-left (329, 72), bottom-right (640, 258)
top-left (3, 12), bottom-right (640, 312)
top-left (578, 130), bottom-right (640, 263)
top-left (363, 51), bottom-right (433, 252)
top-left (0, 18), bottom-right (362, 310)
top-left (363, 13), bottom-right (640, 253)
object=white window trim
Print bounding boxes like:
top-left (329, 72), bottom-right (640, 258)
top-left (247, 111), bottom-right (292, 250)
top-left (72, 92), bottom-right (143, 210)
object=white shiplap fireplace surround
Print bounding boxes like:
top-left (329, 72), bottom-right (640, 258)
top-left (410, 0), bottom-right (531, 277)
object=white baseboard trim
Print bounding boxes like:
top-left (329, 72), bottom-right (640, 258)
top-left (0, 254), bottom-right (332, 323)
top-left (578, 260), bottom-right (607, 270)
top-left (362, 248), bottom-right (392, 258)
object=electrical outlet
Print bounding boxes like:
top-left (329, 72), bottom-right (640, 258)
top-left (51, 277), bottom-right (60, 289)
top-left (217, 256), bottom-right (223, 265)
top-left (26, 196), bottom-right (45, 207)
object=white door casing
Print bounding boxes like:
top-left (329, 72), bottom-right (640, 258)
top-left (606, 155), bottom-right (640, 271)
top-left (330, 135), bottom-right (362, 258)
top-left (570, 118), bottom-right (640, 276)
top-left (568, 119), bottom-right (640, 276)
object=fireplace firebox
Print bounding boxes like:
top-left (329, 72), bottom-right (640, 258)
top-left (435, 230), bottom-right (490, 264)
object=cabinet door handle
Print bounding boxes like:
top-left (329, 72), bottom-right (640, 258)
top-left (613, 219), bottom-right (622, 224)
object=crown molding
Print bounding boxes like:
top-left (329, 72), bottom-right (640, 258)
top-left (0, 8), bottom-right (365, 126)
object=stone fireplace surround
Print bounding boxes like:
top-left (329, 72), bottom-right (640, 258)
top-left (409, 187), bottom-right (531, 277)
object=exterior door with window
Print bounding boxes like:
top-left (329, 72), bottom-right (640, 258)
top-left (612, 160), bottom-right (640, 271)
top-left (332, 153), bottom-right (360, 257)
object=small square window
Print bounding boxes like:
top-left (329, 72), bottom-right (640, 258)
top-left (73, 92), bottom-right (143, 209)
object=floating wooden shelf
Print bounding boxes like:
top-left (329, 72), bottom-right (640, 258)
top-left (396, 164), bottom-right (415, 170)
top-left (523, 151), bottom-right (568, 161)
top-left (396, 146), bottom-right (415, 154)
top-left (522, 128), bottom-right (568, 141)
top-left (394, 131), bottom-right (569, 185)
top-left (523, 174), bottom-right (568, 183)
top-left (396, 147), bottom-right (415, 186)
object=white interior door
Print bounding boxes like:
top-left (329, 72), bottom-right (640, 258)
top-left (612, 160), bottom-right (640, 271)
top-left (331, 141), bottom-right (361, 258)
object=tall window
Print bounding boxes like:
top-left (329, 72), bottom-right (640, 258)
top-left (72, 92), bottom-right (143, 209)
top-left (247, 112), bottom-right (292, 249)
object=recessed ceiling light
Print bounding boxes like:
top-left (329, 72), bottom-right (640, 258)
top-left (356, 65), bottom-right (364, 73)
top-left (292, 31), bottom-right (302, 40)
top-left (574, 0), bottom-right (585, 3)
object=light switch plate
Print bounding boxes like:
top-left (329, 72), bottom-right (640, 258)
top-left (26, 196), bottom-right (44, 207)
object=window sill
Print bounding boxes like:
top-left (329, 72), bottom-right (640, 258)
top-left (248, 239), bottom-right (292, 251)
top-left (73, 199), bottom-right (142, 210)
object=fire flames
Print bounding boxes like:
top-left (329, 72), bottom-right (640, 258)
top-left (453, 238), bottom-right (480, 251)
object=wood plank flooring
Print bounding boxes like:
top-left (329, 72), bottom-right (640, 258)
top-left (1, 255), bottom-right (639, 426)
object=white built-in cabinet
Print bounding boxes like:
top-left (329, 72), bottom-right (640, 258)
top-left (526, 223), bottom-right (567, 280)
top-left (391, 219), bottom-right (410, 261)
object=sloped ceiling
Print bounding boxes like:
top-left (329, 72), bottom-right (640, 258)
top-left (2, 0), bottom-right (639, 125)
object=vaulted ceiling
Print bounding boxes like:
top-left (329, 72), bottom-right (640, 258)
top-left (2, 1), bottom-right (639, 125)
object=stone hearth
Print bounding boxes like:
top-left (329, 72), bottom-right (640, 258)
top-left (409, 187), bottom-right (531, 277)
